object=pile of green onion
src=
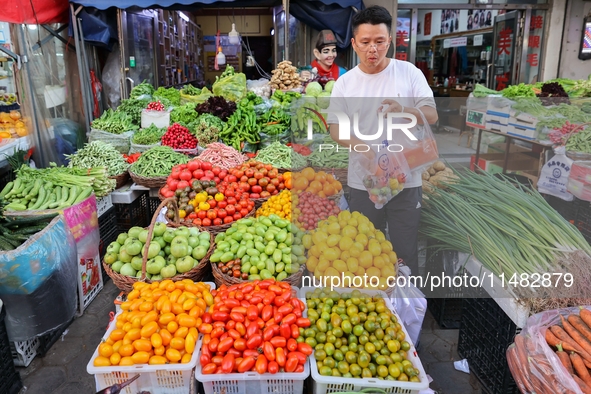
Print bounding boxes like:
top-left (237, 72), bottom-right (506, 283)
top-left (420, 170), bottom-right (591, 277)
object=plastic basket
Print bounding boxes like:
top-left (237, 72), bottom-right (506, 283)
top-left (10, 337), bottom-right (40, 367)
top-left (87, 310), bottom-right (199, 394)
top-left (300, 287), bottom-right (429, 394)
top-left (113, 191), bottom-right (150, 230)
top-left (195, 339), bottom-right (309, 394)
top-left (96, 194), bottom-right (114, 218)
top-left (457, 297), bottom-right (520, 394)
top-left (38, 318), bottom-right (74, 357)
top-left (98, 206), bottom-right (120, 260)
top-left (0, 308), bottom-right (22, 394)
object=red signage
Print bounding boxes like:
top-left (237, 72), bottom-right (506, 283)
top-left (396, 31), bottom-right (409, 48)
top-left (497, 27), bottom-right (513, 56)
top-left (526, 53), bottom-right (539, 67)
top-left (528, 35), bottom-right (540, 49)
top-left (424, 13), bottom-right (432, 36)
top-left (531, 15), bottom-right (543, 30)
top-left (496, 72), bottom-right (510, 91)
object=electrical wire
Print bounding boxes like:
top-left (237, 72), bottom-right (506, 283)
top-left (225, 14), bottom-right (272, 80)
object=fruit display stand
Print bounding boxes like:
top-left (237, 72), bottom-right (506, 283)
top-left (299, 287), bottom-right (429, 394)
top-left (87, 310), bottom-right (200, 394)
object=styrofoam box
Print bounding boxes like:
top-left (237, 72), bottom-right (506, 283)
top-left (485, 114), bottom-right (509, 125)
top-left (507, 124), bottom-right (539, 140)
top-left (299, 287), bottom-right (429, 394)
top-left (486, 123), bottom-right (508, 133)
top-left (195, 339), bottom-right (310, 394)
top-left (88, 314), bottom-right (199, 394)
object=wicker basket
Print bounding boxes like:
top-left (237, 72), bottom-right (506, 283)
top-left (129, 169), bottom-right (168, 189)
top-left (165, 206), bottom-right (256, 235)
top-left (327, 189), bottom-right (344, 203)
top-left (102, 197), bottom-right (214, 292)
top-left (212, 259), bottom-right (305, 288)
top-left (252, 196), bottom-right (270, 209)
top-left (110, 171), bottom-right (130, 189)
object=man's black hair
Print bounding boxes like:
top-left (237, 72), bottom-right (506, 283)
top-left (351, 5), bottom-right (393, 36)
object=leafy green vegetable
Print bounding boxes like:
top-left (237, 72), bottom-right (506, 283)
top-left (170, 103), bottom-right (199, 128)
top-left (153, 87), bottom-right (181, 106)
top-left (117, 97), bottom-right (151, 126)
top-left (501, 83), bottom-right (535, 98)
top-left (92, 109), bottom-right (139, 134)
top-left (194, 114), bottom-right (224, 146)
top-left (132, 124), bottom-right (165, 145)
top-left (472, 84), bottom-right (500, 98)
top-left (181, 85), bottom-right (202, 96)
top-left (129, 81), bottom-right (154, 100)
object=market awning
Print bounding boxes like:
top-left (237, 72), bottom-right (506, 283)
top-left (68, 0), bottom-right (359, 11)
top-left (4, 0), bottom-right (69, 24)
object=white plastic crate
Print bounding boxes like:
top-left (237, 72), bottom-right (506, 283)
top-left (10, 337), bottom-right (40, 367)
top-left (300, 286), bottom-right (429, 394)
top-left (194, 340), bottom-right (310, 394)
top-left (87, 311), bottom-right (199, 394)
top-left (114, 282), bottom-right (216, 313)
top-left (96, 194), bottom-right (113, 218)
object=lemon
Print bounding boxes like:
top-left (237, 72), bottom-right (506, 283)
top-left (322, 247), bottom-right (340, 261)
top-left (309, 245), bottom-right (321, 258)
top-left (381, 252), bottom-right (391, 264)
top-left (349, 243), bottom-right (364, 258)
top-left (375, 231), bottom-right (386, 242)
top-left (373, 255), bottom-right (385, 269)
top-left (340, 250), bottom-right (351, 261)
top-left (359, 251), bottom-right (373, 269)
top-left (389, 251), bottom-right (398, 263)
top-left (380, 240), bottom-right (393, 251)
top-left (368, 240), bottom-right (382, 257)
top-left (366, 267), bottom-right (381, 278)
top-left (355, 266), bottom-right (366, 277)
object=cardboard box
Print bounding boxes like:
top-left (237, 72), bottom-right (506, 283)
top-left (470, 153), bottom-right (540, 175)
top-left (487, 143), bottom-right (531, 154)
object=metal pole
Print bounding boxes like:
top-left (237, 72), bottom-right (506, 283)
top-left (77, 15), bottom-right (96, 131)
top-left (284, 0), bottom-right (289, 61)
top-left (70, 3), bottom-right (91, 134)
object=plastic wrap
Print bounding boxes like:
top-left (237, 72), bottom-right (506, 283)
top-left (212, 73), bottom-right (247, 102)
top-left (129, 141), bottom-right (161, 154)
top-left (390, 267), bottom-right (427, 346)
top-left (140, 109), bottom-right (171, 129)
top-left (538, 146), bottom-right (574, 201)
top-left (180, 87), bottom-right (213, 105)
top-left (397, 110), bottom-right (439, 172)
top-left (0, 215), bottom-right (78, 341)
top-left (353, 144), bottom-right (411, 209)
top-left (102, 44), bottom-right (122, 110)
top-left (570, 161), bottom-right (591, 184)
top-left (510, 307), bottom-right (589, 394)
top-left (247, 78), bottom-right (272, 98)
top-left (88, 128), bottom-right (134, 154)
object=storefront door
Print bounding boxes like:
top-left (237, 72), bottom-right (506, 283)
top-left (489, 10), bottom-right (520, 90)
top-left (118, 9), bottom-right (158, 99)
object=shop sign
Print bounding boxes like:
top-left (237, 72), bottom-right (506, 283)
top-left (443, 37), bottom-right (467, 48)
top-left (424, 13), bottom-right (431, 36)
top-left (531, 15), bottom-right (544, 30)
top-left (473, 35), bottom-right (483, 46)
top-left (497, 27), bottom-right (513, 56)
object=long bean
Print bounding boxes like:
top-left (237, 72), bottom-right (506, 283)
top-left (129, 146), bottom-right (188, 177)
top-left (65, 141), bottom-right (129, 176)
top-left (256, 142), bottom-right (306, 169)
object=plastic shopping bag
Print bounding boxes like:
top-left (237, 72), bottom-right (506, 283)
top-left (538, 146), bottom-right (574, 201)
top-left (354, 143), bottom-right (411, 209)
top-left (212, 72), bottom-right (247, 102)
top-left (397, 109), bottom-right (439, 172)
top-left (391, 266), bottom-right (427, 346)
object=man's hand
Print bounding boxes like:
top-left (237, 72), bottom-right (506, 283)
top-left (378, 99), bottom-right (403, 116)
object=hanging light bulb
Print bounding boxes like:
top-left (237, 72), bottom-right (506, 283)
top-left (228, 23), bottom-right (240, 45)
top-left (216, 47), bottom-right (226, 66)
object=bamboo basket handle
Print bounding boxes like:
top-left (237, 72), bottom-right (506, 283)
top-left (140, 197), bottom-right (180, 281)
top-left (563, 122), bottom-right (591, 148)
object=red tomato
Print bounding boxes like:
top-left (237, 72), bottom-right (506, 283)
top-left (197, 210), bottom-right (207, 219)
top-left (227, 197), bottom-right (237, 206)
top-left (268, 361), bottom-right (279, 374)
top-left (233, 213), bottom-right (242, 221)
top-left (212, 311), bottom-right (229, 322)
top-left (223, 216), bottom-right (234, 224)
top-left (200, 352), bottom-right (211, 366)
top-left (297, 342), bottom-right (313, 356)
top-left (254, 172), bottom-right (264, 180)
top-left (290, 351), bottom-right (307, 365)
top-left (255, 354), bottom-right (268, 374)
top-left (212, 167), bottom-right (221, 176)
top-left (279, 323), bottom-right (291, 339)
top-left (208, 338), bottom-right (220, 353)
top-left (263, 325), bottom-right (278, 341)
top-left (202, 218), bottom-right (211, 226)
top-left (247, 305), bottom-right (258, 321)
top-left (238, 356), bottom-right (256, 373)
top-left (245, 169), bottom-right (255, 178)
top-left (187, 160), bottom-right (201, 172)
top-left (275, 348), bottom-right (286, 367)
top-left (213, 218), bottom-right (223, 226)
top-left (217, 337), bottom-right (234, 353)
top-left (261, 305), bottom-right (273, 322)
top-left (287, 338), bottom-right (298, 352)
top-left (263, 341), bottom-right (275, 361)
top-left (246, 334), bottom-right (262, 350)
top-left (217, 209), bottom-right (227, 219)
top-left (247, 178), bottom-right (257, 186)
top-left (240, 208), bottom-right (250, 217)
top-left (167, 178), bottom-right (179, 191)
top-left (221, 353), bottom-right (235, 373)
top-left (177, 180), bottom-right (189, 189)
top-left (269, 336), bottom-right (286, 348)
top-left (285, 354), bottom-right (298, 372)
top-left (291, 324), bottom-right (300, 339)
top-left (233, 338), bottom-right (247, 351)
top-left (202, 363), bottom-right (217, 375)
top-left (207, 209), bottom-right (217, 220)
top-left (278, 304), bottom-right (293, 315)
top-left (230, 312), bottom-right (245, 323)
top-left (235, 322), bottom-right (246, 336)
top-left (201, 162), bottom-right (212, 171)
top-left (180, 170), bottom-right (193, 181)
top-left (208, 200), bottom-right (217, 208)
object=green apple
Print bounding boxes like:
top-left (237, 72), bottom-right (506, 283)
top-left (111, 261), bottom-right (124, 273)
top-left (187, 236), bottom-right (200, 249)
top-left (153, 222), bottom-right (167, 237)
top-left (119, 248), bottom-right (132, 263)
top-left (188, 227), bottom-right (200, 237)
top-left (128, 226), bottom-right (144, 239)
top-left (104, 252), bottom-right (118, 265)
top-left (192, 245), bottom-right (208, 260)
top-left (151, 274), bottom-right (163, 281)
top-left (107, 242), bottom-right (121, 254)
top-left (161, 264), bottom-right (177, 278)
top-left (175, 226), bottom-right (190, 239)
top-left (176, 256), bottom-right (195, 273)
top-left (154, 236), bottom-right (166, 249)
top-left (162, 229), bottom-right (176, 243)
top-left (138, 229), bottom-right (152, 244)
top-left (166, 255), bottom-right (178, 265)
top-left (116, 233), bottom-right (128, 245)
top-left (126, 239), bottom-right (143, 256)
top-left (142, 241), bottom-right (161, 259)
top-left (131, 256), bottom-right (144, 271)
top-left (120, 263), bottom-right (137, 277)
top-left (147, 256), bottom-right (166, 275)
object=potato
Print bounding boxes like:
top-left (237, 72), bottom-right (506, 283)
top-left (428, 167), bottom-right (437, 176)
top-left (433, 160), bottom-right (446, 172)
top-left (422, 171), bottom-right (430, 180)
top-left (422, 180), bottom-right (435, 194)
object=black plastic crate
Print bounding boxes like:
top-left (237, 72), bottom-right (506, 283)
top-left (37, 317), bottom-right (74, 358)
top-left (544, 194), bottom-right (579, 224)
top-left (98, 206), bottom-right (120, 259)
top-left (574, 198), bottom-right (591, 245)
top-left (147, 196), bottom-right (163, 220)
top-left (457, 297), bottom-right (520, 394)
top-left (0, 308), bottom-right (22, 394)
top-left (428, 298), bottom-right (463, 329)
top-left (113, 191), bottom-right (149, 230)
top-left (0, 163), bottom-right (14, 192)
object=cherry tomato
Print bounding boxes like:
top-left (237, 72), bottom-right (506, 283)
top-left (208, 338), bottom-right (220, 353)
top-left (270, 336), bottom-right (286, 348)
top-left (263, 341), bottom-right (275, 361)
top-left (202, 363), bottom-right (217, 374)
top-left (275, 348), bottom-right (286, 367)
top-left (246, 334), bottom-right (263, 350)
top-left (287, 338), bottom-right (298, 352)
top-left (217, 337), bottom-right (234, 353)
top-left (224, 299), bottom-right (240, 308)
top-left (233, 337), bottom-right (247, 352)
top-left (221, 353), bottom-right (235, 373)
top-left (285, 354), bottom-right (298, 372)
top-left (242, 349), bottom-right (259, 358)
top-left (290, 351), bottom-right (307, 365)
top-left (291, 324), bottom-right (300, 339)
top-left (246, 323), bottom-right (260, 339)
top-left (281, 313), bottom-right (297, 326)
top-left (268, 361), bottom-right (279, 374)
top-left (263, 325), bottom-right (278, 341)
top-left (278, 304), bottom-right (293, 315)
top-left (230, 312), bottom-right (245, 323)
top-left (247, 305), bottom-right (259, 321)
top-left (227, 348), bottom-right (242, 358)
top-left (211, 327), bottom-right (225, 339)
top-left (280, 323), bottom-right (291, 339)
top-left (297, 342), bottom-right (313, 356)
top-left (296, 317), bottom-right (310, 327)
top-left (255, 354), bottom-right (268, 374)
top-left (212, 311), bottom-right (229, 322)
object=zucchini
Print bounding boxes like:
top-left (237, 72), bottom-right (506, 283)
top-left (39, 193), bottom-right (56, 210)
top-left (29, 186), bottom-right (46, 210)
top-left (0, 237), bottom-right (15, 250)
top-left (5, 202), bottom-right (27, 211)
top-left (25, 179), bottom-right (43, 200)
top-left (18, 184), bottom-right (34, 199)
top-left (0, 181), bottom-right (13, 198)
top-left (73, 186), bottom-right (93, 204)
top-left (7, 213), bottom-right (58, 226)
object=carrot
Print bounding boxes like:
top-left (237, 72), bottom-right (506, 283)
top-left (546, 328), bottom-right (583, 353)
top-left (506, 344), bottom-right (531, 394)
top-left (571, 351), bottom-right (591, 386)
top-left (562, 315), bottom-right (591, 355)
top-left (580, 308), bottom-right (591, 329)
top-left (574, 374), bottom-right (591, 394)
top-left (512, 335), bottom-right (537, 393)
top-left (557, 344), bottom-right (574, 374)
top-left (570, 314), bottom-right (591, 342)
top-left (551, 325), bottom-right (591, 363)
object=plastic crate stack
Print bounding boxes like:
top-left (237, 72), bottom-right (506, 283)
top-left (458, 297), bottom-right (520, 394)
top-left (544, 194), bottom-right (591, 244)
top-left (1, 305), bottom-right (22, 394)
top-left (113, 191), bottom-right (150, 230)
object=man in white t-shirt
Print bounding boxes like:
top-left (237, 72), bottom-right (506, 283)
top-left (327, 5), bottom-right (438, 274)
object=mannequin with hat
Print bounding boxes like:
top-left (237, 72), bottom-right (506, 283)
top-left (311, 30), bottom-right (347, 81)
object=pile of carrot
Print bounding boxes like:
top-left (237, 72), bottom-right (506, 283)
top-left (508, 308), bottom-right (591, 394)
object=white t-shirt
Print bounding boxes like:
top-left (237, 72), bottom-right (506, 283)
top-left (327, 59), bottom-right (436, 190)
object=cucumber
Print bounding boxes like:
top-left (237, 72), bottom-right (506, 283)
top-left (12, 224), bottom-right (48, 235)
top-left (65, 186), bottom-right (79, 206)
top-left (5, 202), bottom-right (27, 211)
top-left (0, 181), bottom-right (14, 198)
top-left (25, 179), bottom-right (43, 200)
top-left (6, 213), bottom-right (57, 227)
top-left (4, 178), bottom-right (22, 199)
top-left (29, 186), bottom-right (47, 210)
top-left (0, 236), bottom-right (15, 250)
top-left (18, 184), bottom-right (34, 199)
top-left (38, 193), bottom-right (56, 210)
top-left (73, 186), bottom-right (93, 204)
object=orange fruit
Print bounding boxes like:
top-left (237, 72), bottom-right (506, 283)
top-left (93, 356), bottom-right (111, 367)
